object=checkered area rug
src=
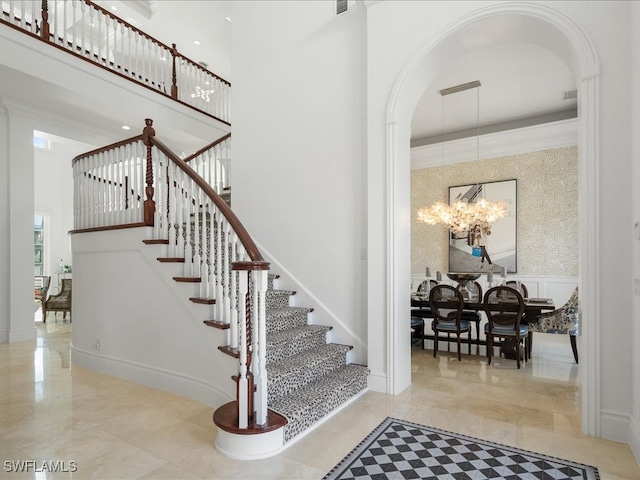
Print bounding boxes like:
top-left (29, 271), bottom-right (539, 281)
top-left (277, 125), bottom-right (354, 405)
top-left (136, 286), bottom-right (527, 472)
top-left (323, 417), bottom-right (599, 480)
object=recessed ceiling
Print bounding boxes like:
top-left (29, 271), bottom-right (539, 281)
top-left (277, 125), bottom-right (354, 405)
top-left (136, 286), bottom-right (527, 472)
top-left (411, 42), bottom-right (577, 146)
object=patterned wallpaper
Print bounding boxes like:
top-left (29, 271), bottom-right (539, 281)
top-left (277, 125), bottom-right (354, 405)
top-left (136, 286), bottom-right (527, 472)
top-left (411, 146), bottom-right (578, 276)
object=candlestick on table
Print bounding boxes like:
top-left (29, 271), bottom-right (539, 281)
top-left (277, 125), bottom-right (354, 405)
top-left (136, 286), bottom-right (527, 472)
top-left (426, 267), bottom-right (431, 278)
top-left (436, 271), bottom-right (442, 282)
top-left (487, 271), bottom-right (493, 283)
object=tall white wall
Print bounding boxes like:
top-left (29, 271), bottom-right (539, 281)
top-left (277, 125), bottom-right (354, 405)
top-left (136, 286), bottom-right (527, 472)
top-left (230, 1), bottom-right (369, 361)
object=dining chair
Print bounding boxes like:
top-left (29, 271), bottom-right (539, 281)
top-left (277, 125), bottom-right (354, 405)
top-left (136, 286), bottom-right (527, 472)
top-left (506, 280), bottom-right (529, 298)
top-left (43, 278), bottom-right (72, 323)
top-left (483, 285), bottom-right (527, 368)
top-left (456, 281), bottom-right (483, 354)
top-left (429, 284), bottom-right (470, 361)
top-left (417, 279), bottom-right (439, 294)
top-left (411, 279), bottom-right (438, 321)
top-left (528, 286), bottom-right (580, 363)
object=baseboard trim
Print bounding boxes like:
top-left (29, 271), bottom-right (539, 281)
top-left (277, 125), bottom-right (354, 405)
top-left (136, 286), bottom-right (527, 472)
top-left (70, 344), bottom-right (231, 408)
top-left (600, 409), bottom-right (633, 445)
top-left (629, 417), bottom-right (640, 467)
top-left (8, 326), bottom-right (37, 343)
top-left (367, 372), bottom-right (387, 393)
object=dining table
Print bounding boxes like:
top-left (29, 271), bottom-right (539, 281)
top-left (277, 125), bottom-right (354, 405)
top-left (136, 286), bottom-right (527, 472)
top-left (411, 294), bottom-right (555, 357)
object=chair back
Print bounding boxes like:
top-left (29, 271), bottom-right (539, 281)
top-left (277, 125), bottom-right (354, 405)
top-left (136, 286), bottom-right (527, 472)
top-left (417, 279), bottom-right (439, 293)
top-left (483, 286), bottom-right (525, 330)
top-left (457, 281), bottom-right (482, 302)
top-left (34, 276), bottom-right (50, 301)
top-left (429, 285), bottom-right (465, 327)
top-left (506, 280), bottom-right (528, 298)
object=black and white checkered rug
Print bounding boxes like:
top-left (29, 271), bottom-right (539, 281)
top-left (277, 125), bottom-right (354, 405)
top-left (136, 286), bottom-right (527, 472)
top-left (323, 417), bottom-right (599, 480)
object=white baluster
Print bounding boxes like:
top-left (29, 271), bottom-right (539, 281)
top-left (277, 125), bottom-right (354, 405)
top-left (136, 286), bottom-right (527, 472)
top-left (237, 269), bottom-right (249, 429)
top-left (168, 162), bottom-right (177, 256)
top-left (175, 169), bottom-right (185, 263)
top-left (184, 175), bottom-right (194, 277)
top-left (252, 268), bottom-right (268, 425)
top-left (228, 233), bottom-right (238, 350)
top-left (193, 187), bottom-right (201, 278)
top-left (71, 1), bottom-right (77, 51)
top-left (219, 221), bottom-right (230, 326)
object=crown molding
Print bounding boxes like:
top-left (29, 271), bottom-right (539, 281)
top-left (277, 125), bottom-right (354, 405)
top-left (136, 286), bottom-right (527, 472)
top-left (411, 118), bottom-right (577, 170)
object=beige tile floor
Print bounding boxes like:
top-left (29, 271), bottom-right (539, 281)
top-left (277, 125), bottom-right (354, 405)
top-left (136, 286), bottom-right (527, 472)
top-left (1, 312), bottom-right (639, 479)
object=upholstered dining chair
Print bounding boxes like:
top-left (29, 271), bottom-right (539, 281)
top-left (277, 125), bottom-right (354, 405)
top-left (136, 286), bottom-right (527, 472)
top-left (528, 286), bottom-right (580, 363)
top-left (429, 284), bottom-right (470, 361)
top-left (34, 276), bottom-right (50, 303)
top-left (43, 278), bottom-right (72, 322)
top-left (483, 285), bottom-right (528, 369)
top-left (456, 281), bottom-right (483, 354)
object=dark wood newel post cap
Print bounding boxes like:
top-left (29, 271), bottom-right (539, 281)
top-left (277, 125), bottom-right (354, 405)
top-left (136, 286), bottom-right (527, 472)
top-left (143, 118), bottom-right (155, 145)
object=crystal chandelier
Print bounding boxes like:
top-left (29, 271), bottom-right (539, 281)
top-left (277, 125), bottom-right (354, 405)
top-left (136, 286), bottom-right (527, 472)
top-left (416, 81), bottom-right (507, 235)
top-left (417, 197), bottom-right (507, 235)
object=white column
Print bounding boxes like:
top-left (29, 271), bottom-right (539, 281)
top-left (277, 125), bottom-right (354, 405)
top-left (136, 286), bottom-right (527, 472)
top-left (4, 101), bottom-right (37, 342)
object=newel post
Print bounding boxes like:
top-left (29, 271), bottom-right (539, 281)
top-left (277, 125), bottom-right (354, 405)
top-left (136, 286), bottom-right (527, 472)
top-left (40, 0), bottom-right (50, 39)
top-left (232, 260), bottom-right (270, 427)
top-left (142, 118), bottom-right (156, 226)
top-left (171, 44), bottom-right (178, 100)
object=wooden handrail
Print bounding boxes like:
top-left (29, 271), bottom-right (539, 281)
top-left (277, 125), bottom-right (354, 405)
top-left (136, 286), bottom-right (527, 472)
top-left (71, 135), bottom-right (143, 164)
top-left (150, 136), bottom-right (264, 262)
top-left (183, 133), bottom-right (232, 163)
top-left (1, 0), bottom-right (231, 124)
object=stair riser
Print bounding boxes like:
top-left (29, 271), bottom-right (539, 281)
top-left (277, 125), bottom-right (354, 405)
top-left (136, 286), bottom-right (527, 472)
top-left (267, 349), bottom-right (348, 403)
top-left (267, 291), bottom-right (293, 309)
top-left (267, 309), bottom-right (311, 334)
top-left (267, 331), bottom-right (328, 365)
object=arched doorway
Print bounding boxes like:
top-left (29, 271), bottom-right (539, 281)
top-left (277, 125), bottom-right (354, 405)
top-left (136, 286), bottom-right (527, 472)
top-left (383, 3), bottom-right (600, 436)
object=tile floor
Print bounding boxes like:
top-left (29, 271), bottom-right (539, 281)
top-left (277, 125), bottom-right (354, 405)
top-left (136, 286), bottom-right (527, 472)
top-left (0, 313), bottom-right (638, 479)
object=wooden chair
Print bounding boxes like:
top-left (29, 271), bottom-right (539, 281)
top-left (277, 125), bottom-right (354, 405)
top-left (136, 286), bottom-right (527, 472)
top-left (483, 286), bottom-right (528, 368)
top-left (43, 278), bottom-right (72, 322)
top-left (457, 281), bottom-right (483, 354)
top-left (429, 284), bottom-right (470, 361)
top-left (506, 280), bottom-right (529, 298)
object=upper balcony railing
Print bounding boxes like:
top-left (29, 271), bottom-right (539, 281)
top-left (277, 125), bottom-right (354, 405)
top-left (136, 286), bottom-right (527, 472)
top-left (0, 0), bottom-right (230, 125)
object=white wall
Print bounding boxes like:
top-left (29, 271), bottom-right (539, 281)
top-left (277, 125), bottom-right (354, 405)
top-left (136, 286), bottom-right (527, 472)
top-left (71, 228), bottom-right (236, 407)
top-left (230, 1), bottom-right (369, 361)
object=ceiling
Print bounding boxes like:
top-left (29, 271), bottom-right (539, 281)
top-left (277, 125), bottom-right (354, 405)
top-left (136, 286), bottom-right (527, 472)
top-left (16, 1), bottom-right (578, 150)
top-left (411, 41), bottom-right (577, 147)
top-left (100, 1), bottom-right (578, 147)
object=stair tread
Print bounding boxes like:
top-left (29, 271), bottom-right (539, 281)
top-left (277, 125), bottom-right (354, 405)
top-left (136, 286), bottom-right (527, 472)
top-left (267, 289), bottom-right (296, 296)
top-left (267, 306), bottom-right (312, 317)
top-left (270, 364), bottom-right (369, 442)
top-left (267, 324), bottom-right (331, 345)
top-left (268, 344), bottom-right (351, 378)
top-left (271, 364), bottom-right (368, 409)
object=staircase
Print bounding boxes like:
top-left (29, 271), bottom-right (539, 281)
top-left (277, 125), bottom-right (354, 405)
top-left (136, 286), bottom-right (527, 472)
top-left (256, 274), bottom-right (368, 442)
top-left (73, 120), bottom-right (368, 456)
top-left (161, 246), bottom-right (370, 446)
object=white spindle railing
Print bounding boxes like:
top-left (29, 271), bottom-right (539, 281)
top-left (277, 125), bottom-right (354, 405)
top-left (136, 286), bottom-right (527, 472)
top-left (72, 136), bottom-right (146, 230)
top-left (72, 121), bottom-right (267, 429)
top-left (0, 0), bottom-right (231, 124)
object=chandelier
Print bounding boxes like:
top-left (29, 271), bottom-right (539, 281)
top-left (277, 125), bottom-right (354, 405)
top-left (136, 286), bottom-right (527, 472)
top-left (416, 80), bottom-right (507, 235)
top-left (417, 197), bottom-right (507, 235)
